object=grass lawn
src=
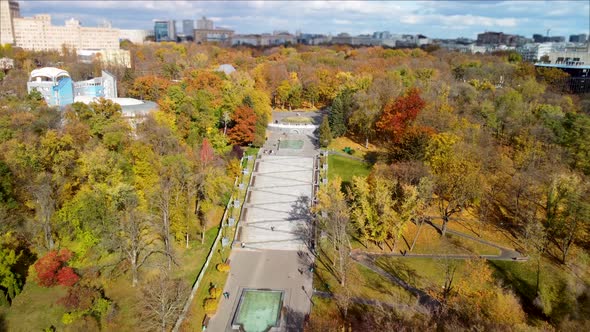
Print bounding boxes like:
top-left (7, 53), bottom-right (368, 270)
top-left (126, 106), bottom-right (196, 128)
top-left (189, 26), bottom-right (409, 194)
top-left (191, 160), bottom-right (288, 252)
top-left (427, 211), bottom-right (520, 250)
top-left (281, 116), bottom-right (313, 124)
top-left (4, 281), bottom-right (68, 332)
top-left (491, 255), bottom-right (590, 323)
top-left (313, 240), bottom-right (415, 306)
top-left (328, 136), bottom-right (381, 159)
top-left (374, 256), bottom-right (466, 291)
top-left (327, 154), bottom-right (371, 184)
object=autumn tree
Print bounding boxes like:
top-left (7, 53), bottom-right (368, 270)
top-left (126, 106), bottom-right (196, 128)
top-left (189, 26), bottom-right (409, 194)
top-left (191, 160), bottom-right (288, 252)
top-left (545, 172), bottom-right (589, 264)
top-left (448, 259), bottom-right (526, 328)
top-left (34, 249), bottom-right (79, 287)
top-left (425, 133), bottom-right (481, 236)
top-left (349, 90), bottom-right (380, 148)
top-left (127, 75), bottom-right (172, 101)
top-left (0, 245), bottom-right (22, 305)
top-left (376, 87), bottom-right (425, 143)
top-left (227, 105), bottom-right (257, 145)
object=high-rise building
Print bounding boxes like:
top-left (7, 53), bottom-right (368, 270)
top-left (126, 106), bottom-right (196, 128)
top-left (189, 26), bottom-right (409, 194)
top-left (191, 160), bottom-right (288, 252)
top-left (2, 1), bottom-right (120, 51)
top-left (0, 0), bottom-right (20, 45)
top-left (569, 34), bottom-right (588, 43)
top-left (197, 16), bottom-right (214, 30)
top-left (533, 34), bottom-right (544, 43)
top-left (13, 15), bottom-right (119, 51)
top-left (154, 20), bottom-right (176, 42)
top-left (182, 19), bottom-right (194, 36)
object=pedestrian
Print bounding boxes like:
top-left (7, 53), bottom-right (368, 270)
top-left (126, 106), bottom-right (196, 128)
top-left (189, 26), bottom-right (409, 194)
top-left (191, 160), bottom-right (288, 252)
top-left (271, 226), bottom-right (275, 231)
top-left (223, 291), bottom-right (229, 299)
top-left (241, 242), bottom-right (245, 248)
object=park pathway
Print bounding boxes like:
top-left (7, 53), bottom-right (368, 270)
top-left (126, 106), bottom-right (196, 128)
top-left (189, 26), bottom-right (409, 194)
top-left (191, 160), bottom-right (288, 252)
top-left (205, 112), bottom-right (320, 332)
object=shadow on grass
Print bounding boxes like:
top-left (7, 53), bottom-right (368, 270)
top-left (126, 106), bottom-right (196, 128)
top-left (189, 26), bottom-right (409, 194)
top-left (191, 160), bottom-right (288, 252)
top-left (0, 311), bottom-right (6, 332)
top-left (489, 260), bottom-right (547, 321)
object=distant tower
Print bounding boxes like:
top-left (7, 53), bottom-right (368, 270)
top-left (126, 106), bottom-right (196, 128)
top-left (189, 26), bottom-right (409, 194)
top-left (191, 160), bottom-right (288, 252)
top-left (182, 19), bottom-right (194, 36)
top-left (0, 0), bottom-right (20, 45)
top-left (197, 16), bottom-right (214, 30)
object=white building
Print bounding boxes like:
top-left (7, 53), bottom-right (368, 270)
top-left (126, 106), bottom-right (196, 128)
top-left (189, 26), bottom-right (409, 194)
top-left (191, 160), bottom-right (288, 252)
top-left (517, 43), bottom-right (570, 62)
top-left (0, 0), bottom-right (19, 45)
top-left (1, 4), bottom-right (120, 52)
top-left (119, 29), bottom-right (149, 44)
top-left (78, 49), bottom-right (132, 68)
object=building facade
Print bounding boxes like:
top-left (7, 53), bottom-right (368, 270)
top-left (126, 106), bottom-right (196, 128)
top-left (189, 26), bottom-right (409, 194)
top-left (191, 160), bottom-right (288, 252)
top-left (194, 28), bottom-right (234, 44)
top-left (0, 0), bottom-right (19, 45)
top-left (119, 29), bottom-right (149, 44)
top-left (28, 67), bottom-right (118, 106)
top-left (154, 20), bottom-right (176, 42)
top-left (1, 1), bottom-right (120, 52)
top-left (77, 49), bottom-right (132, 68)
top-left (197, 16), bottom-right (214, 30)
top-left (569, 34), bottom-right (588, 43)
top-left (27, 67), bottom-right (74, 107)
top-left (477, 31), bottom-right (526, 46)
top-left (182, 20), bottom-right (194, 36)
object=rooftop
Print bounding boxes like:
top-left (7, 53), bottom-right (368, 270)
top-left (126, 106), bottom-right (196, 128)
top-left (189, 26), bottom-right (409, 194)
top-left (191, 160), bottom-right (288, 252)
top-left (30, 67), bottom-right (70, 79)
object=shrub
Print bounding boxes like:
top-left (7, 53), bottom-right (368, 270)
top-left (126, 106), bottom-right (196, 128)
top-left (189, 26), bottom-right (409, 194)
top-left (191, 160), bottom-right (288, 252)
top-left (209, 287), bottom-right (222, 299)
top-left (216, 263), bottom-right (230, 272)
top-left (203, 298), bottom-right (218, 315)
top-left (35, 249), bottom-right (79, 287)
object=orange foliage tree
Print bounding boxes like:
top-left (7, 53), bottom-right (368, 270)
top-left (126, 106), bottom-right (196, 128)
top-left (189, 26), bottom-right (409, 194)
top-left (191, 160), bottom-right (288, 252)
top-left (376, 88), bottom-right (426, 143)
top-left (227, 106), bottom-right (257, 145)
top-left (34, 249), bottom-right (79, 287)
top-left (127, 75), bottom-right (172, 101)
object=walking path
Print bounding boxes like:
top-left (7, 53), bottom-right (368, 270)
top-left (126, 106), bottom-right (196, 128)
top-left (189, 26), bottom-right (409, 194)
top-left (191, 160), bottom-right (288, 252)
top-left (206, 112), bottom-right (320, 332)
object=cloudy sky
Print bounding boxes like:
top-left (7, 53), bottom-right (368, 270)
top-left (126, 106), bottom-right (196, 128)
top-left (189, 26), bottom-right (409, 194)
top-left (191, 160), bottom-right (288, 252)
top-left (18, 0), bottom-right (590, 39)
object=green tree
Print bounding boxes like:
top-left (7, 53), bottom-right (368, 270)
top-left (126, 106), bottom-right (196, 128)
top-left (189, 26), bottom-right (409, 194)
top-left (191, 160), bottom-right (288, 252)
top-left (329, 89), bottom-right (354, 137)
top-left (318, 115), bottom-right (332, 148)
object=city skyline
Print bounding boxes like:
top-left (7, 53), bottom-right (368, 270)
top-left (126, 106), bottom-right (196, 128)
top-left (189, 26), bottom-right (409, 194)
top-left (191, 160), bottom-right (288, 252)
top-left (18, 0), bottom-right (590, 39)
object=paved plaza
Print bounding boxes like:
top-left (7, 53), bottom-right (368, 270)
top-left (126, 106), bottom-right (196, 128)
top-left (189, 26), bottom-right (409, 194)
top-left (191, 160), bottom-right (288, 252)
top-left (206, 112), bottom-right (319, 331)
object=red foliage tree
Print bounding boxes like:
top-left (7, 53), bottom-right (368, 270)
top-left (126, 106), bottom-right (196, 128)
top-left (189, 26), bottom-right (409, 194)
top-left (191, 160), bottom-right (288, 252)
top-left (227, 106), bottom-right (257, 145)
top-left (34, 249), bottom-right (79, 287)
top-left (199, 138), bottom-right (215, 166)
top-left (376, 88), bottom-right (426, 143)
top-left (56, 267), bottom-right (80, 287)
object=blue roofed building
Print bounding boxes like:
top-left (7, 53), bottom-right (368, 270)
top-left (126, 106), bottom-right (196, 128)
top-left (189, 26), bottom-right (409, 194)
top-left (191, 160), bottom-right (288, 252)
top-left (27, 67), bottom-right (74, 107)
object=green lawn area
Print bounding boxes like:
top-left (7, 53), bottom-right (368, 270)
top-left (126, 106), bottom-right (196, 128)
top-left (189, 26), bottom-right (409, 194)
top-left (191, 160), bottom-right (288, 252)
top-left (3, 281), bottom-right (68, 332)
top-left (313, 240), bottom-right (415, 306)
top-left (351, 222), bottom-right (501, 257)
top-left (281, 116), bottom-right (312, 124)
top-left (491, 256), bottom-right (590, 323)
top-left (327, 154), bottom-right (371, 184)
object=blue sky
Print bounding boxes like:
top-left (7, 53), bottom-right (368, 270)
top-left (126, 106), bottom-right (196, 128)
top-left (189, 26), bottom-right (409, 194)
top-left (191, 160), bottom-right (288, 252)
top-left (18, 0), bottom-right (590, 39)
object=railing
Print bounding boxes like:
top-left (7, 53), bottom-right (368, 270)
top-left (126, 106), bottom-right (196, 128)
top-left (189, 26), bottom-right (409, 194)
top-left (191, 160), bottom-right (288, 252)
top-left (172, 154), bottom-right (257, 332)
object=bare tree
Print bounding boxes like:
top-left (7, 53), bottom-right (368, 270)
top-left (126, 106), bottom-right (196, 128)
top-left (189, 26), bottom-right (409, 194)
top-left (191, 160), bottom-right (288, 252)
top-left (315, 177), bottom-right (352, 286)
top-left (139, 272), bottom-right (187, 332)
top-left (31, 173), bottom-right (56, 250)
top-left (153, 173), bottom-right (175, 270)
top-left (117, 207), bottom-right (158, 287)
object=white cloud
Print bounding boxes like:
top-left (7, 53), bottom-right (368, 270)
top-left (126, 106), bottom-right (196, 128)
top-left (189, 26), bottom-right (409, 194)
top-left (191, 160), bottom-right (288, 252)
top-left (16, 0), bottom-right (590, 39)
